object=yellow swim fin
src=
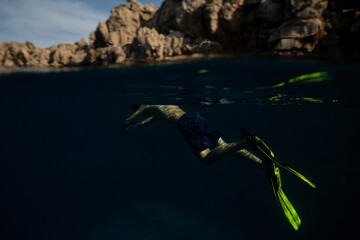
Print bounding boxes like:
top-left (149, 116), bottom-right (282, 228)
top-left (269, 163), bottom-right (301, 230)
top-left (239, 128), bottom-right (316, 189)
top-left (239, 128), bottom-right (315, 230)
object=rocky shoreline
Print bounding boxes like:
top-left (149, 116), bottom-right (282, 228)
top-left (1, 0), bottom-right (359, 68)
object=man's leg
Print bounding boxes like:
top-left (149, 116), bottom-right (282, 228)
top-left (217, 138), bottom-right (263, 168)
top-left (199, 138), bottom-right (264, 168)
top-left (232, 149), bottom-right (264, 168)
top-left (199, 137), bottom-right (249, 165)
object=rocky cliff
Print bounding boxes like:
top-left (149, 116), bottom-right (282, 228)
top-left (1, 0), bottom-right (359, 68)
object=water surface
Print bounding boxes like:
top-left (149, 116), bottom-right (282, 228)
top-left (1, 57), bottom-right (359, 240)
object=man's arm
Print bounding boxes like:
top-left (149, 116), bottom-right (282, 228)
top-left (123, 116), bottom-right (155, 133)
top-left (122, 105), bottom-right (144, 134)
top-left (124, 105), bottom-right (146, 125)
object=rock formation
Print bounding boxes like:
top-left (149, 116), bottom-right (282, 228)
top-left (1, 0), bottom-right (359, 68)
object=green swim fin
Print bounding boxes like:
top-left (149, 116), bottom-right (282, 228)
top-left (239, 128), bottom-right (316, 189)
top-left (268, 162), bottom-right (301, 230)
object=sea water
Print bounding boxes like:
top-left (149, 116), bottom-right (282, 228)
top-left (0, 57), bottom-right (359, 240)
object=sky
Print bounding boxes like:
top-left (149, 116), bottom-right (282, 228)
top-left (0, 0), bottom-right (163, 48)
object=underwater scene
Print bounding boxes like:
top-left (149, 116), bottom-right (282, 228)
top-left (1, 57), bottom-right (360, 240)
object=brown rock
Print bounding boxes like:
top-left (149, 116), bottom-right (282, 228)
top-left (203, 0), bottom-right (222, 36)
top-left (182, 38), bottom-right (221, 54)
top-left (147, 0), bottom-right (180, 33)
top-left (110, 45), bottom-right (127, 63)
top-left (86, 48), bottom-right (99, 64)
top-left (128, 26), bottom-right (219, 61)
top-left (164, 30), bottom-right (186, 57)
top-left (178, 0), bottom-right (207, 38)
top-left (219, 0), bottom-right (246, 33)
top-left (87, 45), bottom-right (126, 65)
top-left (3, 0), bottom-right (360, 67)
top-left (89, 31), bottom-right (96, 46)
top-left (269, 18), bottom-right (325, 52)
top-left (94, 22), bottom-right (109, 47)
top-left (0, 42), bottom-right (32, 67)
top-left (3, 59), bottom-right (15, 68)
top-left (25, 41), bottom-right (36, 52)
top-left (286, 0), bottom-right (328, 19)
top-left (134, 27), bottom-right (165, 59)
top-left (98, 45), bottom-right (126, 64)
top-left (101, 0), bottom-right (157, 47)
top-left (108, 31), bottom-right (120, 45)
top-left (70, 50), bottom-right (87, 65)
top-left (274, 38), bottom-right (305, 50)
top-left (75, 38), bottom-right (88, 49)
top-left (17, 46), bottom-right (31, 65)
top-left (265, 0), bottom-right (328, 54)
top-left (141, 4), bottom-right (158, 24)
top-left (270, 18), bottom-right (325, 41)
top-left (0, 45), bottom-right (4, 66)
top-left (49, 43), bottom-right (77, 66)
top-left (257, 0), bottom-right (284, 25)
top-left (27, 48), bottom-right (51, 67)
top-left (149, 0), bottom-right (207, 38)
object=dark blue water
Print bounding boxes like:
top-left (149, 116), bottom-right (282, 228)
top-left (1, 58), bottom-right (359, 240)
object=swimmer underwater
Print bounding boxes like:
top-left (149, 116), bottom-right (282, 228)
top-left (122, 105), bottom-right (316, 230)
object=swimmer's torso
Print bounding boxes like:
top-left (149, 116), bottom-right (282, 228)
top-left (142, 105), bottom-right (186, 124)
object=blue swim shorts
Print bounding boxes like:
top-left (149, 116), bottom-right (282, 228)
top-left (177, 112), bottom-right (221, 155)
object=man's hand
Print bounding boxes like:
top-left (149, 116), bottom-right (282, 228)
top-left (122, 116), bottom-right (154, 135)
top-left (122, 120), bottom-right (131, 135)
